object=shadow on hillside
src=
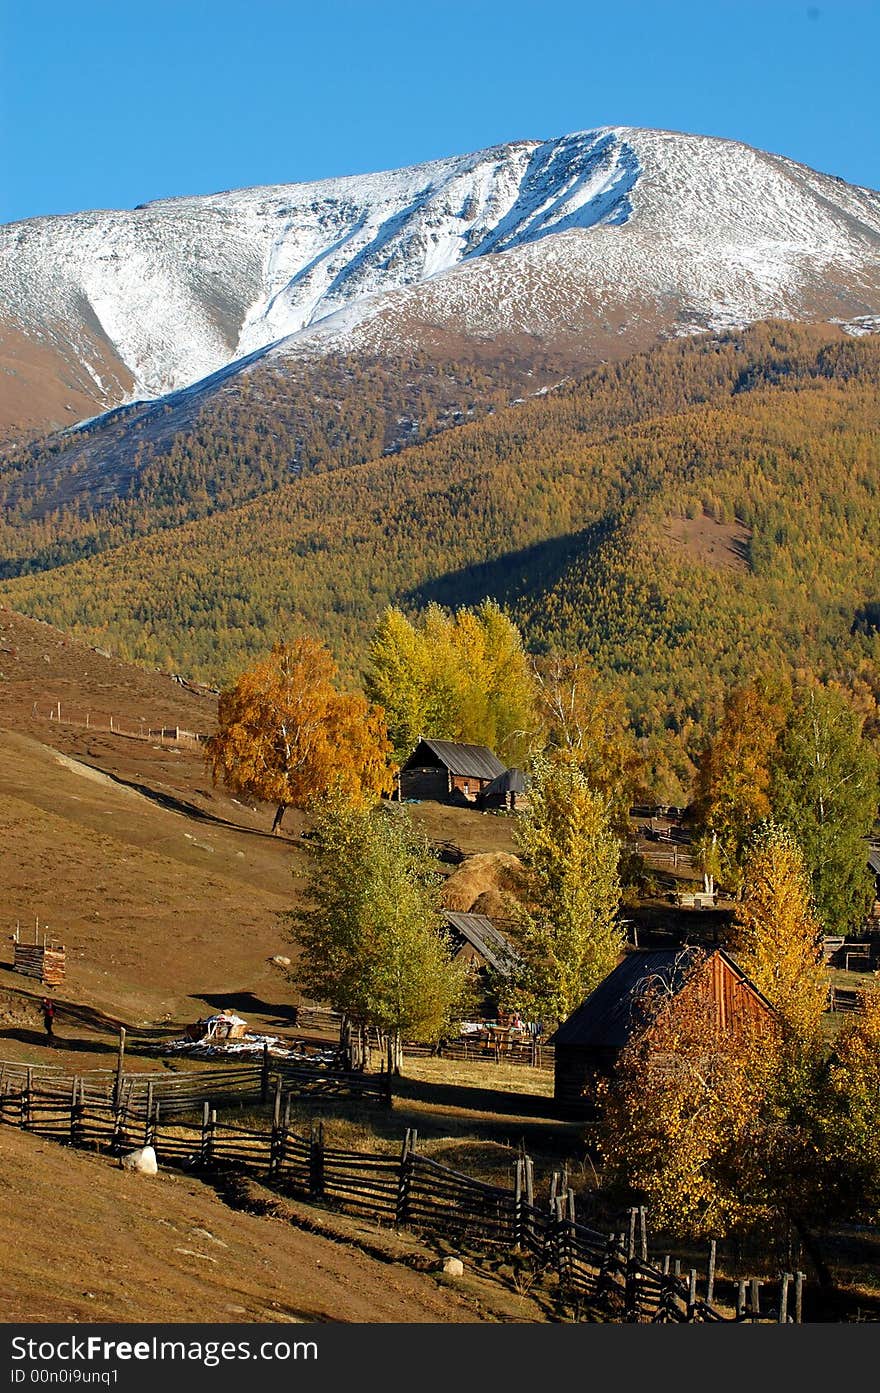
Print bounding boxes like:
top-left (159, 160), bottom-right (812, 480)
top-left (402, 519), bottom-right (613, 615)
top-left (0, 972), bottom-right (182, 1040)
top-left (194, 991), bottom-right (297, 1027)
top-left (0, 1026), bottom-right (121, 1055)
top-left (84, 766), bottom-right (298, 844)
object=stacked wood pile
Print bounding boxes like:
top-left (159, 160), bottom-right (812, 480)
top-left (12, 941), bottom-right (66, 986)
top-left (0, 1067), bottom-right (804, 1323)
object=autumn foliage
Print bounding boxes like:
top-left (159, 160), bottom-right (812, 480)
top-left (599, 959), bottom-right (780, 1238)
top-left (732, 824), bottom-right (827, 1042)
top-left (206, 638), bottom-right (393, 830)
top-left (506, 756), bottom-right (623, 1024)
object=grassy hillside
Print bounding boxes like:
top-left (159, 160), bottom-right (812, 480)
top-left (2, 323), bottom-right (879, 786)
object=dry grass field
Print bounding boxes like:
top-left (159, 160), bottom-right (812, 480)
top-left (0, 1124), bottom-right (529, 1323)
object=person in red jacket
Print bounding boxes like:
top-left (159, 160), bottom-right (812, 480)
top-left (41, 997), bottom-right (56, 1042)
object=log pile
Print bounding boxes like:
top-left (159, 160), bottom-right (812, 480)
top-left (12, 941), bottom-right (66, 986)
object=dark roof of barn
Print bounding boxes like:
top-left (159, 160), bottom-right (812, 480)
top-left (441, 910), bottom-right (520, 975)
top-left (402, 739), bottom-right (506, 780)
top-left (549, 947), bottom-right (770, 1049)
top-left (869, 846), bottom-right (880, 877)
top-left (484, 766), bottom-right (527, 797)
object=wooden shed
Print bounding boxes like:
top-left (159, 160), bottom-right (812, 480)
top-left (441, 910), bottom-right (519, 976)
top-left (398, 739), bottom-right (506, 803)
top-left (480, 766), bottom-right (528, 811)
top-left (12, 925), bottom-right (66, 987)
top-left (869, 846), bottom-right (880, 922)
top-left (549, 947), bottom-right (776, 1113)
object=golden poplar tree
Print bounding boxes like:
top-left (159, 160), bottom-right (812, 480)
top-left (507, 756), bottom-right (623, 1023)
top-left (822, 989), bottom-right (880, 1220)
top-left (207, 638), bottom-right (393, 832)
top-left (692, 680), bottom-right (790, 895)
top-left (531, 651), bottom-right (644, 833)
top-left (731, 824), bottom-right (827, 1041)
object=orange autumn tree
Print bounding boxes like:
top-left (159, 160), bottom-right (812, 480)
top-left (206, 638), bottom-right (393, 832)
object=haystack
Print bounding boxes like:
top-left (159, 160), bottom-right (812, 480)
top-left (441, 852), bottom-right (525, 918)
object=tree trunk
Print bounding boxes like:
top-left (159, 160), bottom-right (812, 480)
top-left (790, 1211), bottom-right (835, 1293)
top-left (271, 803), bottom-right (286, 834)
top-left (386, 1030), bottom-right (403, 1076)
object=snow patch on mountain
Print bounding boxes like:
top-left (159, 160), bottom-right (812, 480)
top-left (1, 126), bottom-right (879, 412)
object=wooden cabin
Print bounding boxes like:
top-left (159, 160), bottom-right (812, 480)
top-left (399, 739), bottom-right (506, 803)
top-left (868, 847), bottom-right (880, 924)
top-left (549, 947), bottom-right (776, 1113)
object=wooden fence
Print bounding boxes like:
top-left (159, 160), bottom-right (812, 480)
top-left (0, 1057), bottom-right (390, 1121)
top-left (827, 986), bottom-right (868, 1014)
top-left (33, 702), bottom-right (207, 750)
top-left (296, 1005), bottom-right (554, 1072)
top-left (403, 1038), bottom-right (554, 1070)
top-left (0, 1066), bottom-right (803, 1322)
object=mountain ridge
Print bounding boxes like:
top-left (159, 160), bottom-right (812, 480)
top-left (3, 125), bottom-right (879, 436)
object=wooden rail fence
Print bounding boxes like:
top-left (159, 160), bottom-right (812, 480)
top-left (0, 1066), bottom-right (802, 1323)
top-left (296, 1005), bottom-right (555, 1071)
top-left (0, 1057), bottom-right (390, 1121)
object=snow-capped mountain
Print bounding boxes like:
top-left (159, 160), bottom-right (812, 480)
top-left (2, 126), bottom-right (879, 433)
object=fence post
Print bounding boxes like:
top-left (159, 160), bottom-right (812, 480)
top-left (638, 1206), bottom-right (648, 1263)
top-left (23, 1068), bottom-right (33, 1130)
top-left (261, 1044), bottom-right (270, 1104)
top-left (269, 1078), bottom-right (283, 1179)
top-left (513, 1157), bottom-right (524, 1251)
top-left (395, 1127), bottom-right (415, 1228)
top-left (706, 1239), bottom-right (717, 1306)
top-left (150, 1099), bottom-right (160, 1155)
top-left (277, 1097), bottom-right (291, 1179)
top-left (143, 1082), bottom-right (154, 1147)
top-left (794, 1271), bottom-right (805, 1324)
top-left (687, 1269), bottom-right (698, 1322)
top-left (309, 1119), bottom-right (325, 1198)
top-left (554, 1194), bottom-right (568, 1284)
top-left (736, 1280), bottom-right (747, 1320)
top-left (779, 1273), bottom-right (791, 1324)
top-left (69, 1076), bottom-right (78, 1145)
top-left (522, 1153), bottom-right (535, 1254)
top-left (113, 1028), bottom-right (126, 1112)
top-left (627, 1207), bottom-right (638, 1261)
top-left (200, 1102), bottom-right (211, 1167)
top-left (750, 1277), bottom-right (761, 1322)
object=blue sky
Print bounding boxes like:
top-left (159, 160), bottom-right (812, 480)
top-left (2, 0), bottom-right (878, 224)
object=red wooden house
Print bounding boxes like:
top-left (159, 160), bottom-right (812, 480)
top-left (549, 947), bottom-right (777, 1112)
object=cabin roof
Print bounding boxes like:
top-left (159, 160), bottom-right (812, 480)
top-left (402, 739), bottom-right (506, 781)
top-left (868, 846), bottom-right (880, 878)
top-left (441, 910), bottom-right (519, 975)
top-left (549, 947), bottom-right (772, 1048)
top-left (483, 766), bottom-right (527, 797)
